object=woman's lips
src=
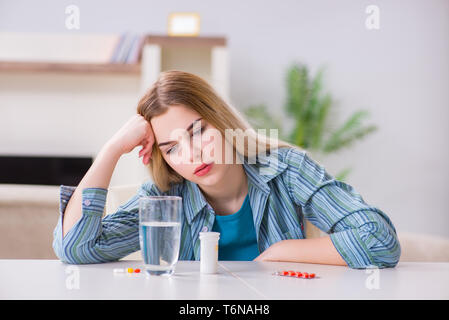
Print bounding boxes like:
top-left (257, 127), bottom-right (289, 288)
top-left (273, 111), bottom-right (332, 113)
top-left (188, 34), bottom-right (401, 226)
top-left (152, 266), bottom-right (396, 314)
top-left (194, 162), bottom-right (214, 176)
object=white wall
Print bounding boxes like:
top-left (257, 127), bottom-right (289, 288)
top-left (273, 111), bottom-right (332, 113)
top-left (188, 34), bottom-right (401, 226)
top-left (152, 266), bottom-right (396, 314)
top-left (1, 0), bottom-right (448, 237)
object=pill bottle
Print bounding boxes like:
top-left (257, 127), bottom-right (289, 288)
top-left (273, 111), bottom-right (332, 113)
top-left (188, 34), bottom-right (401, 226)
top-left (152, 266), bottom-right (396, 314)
top-left (199, 232), bottom-right (220, 274)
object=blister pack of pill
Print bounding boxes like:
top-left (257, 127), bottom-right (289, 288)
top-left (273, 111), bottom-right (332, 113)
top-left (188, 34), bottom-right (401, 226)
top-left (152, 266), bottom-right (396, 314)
top-left (273, 270), bottom-right (317, 279)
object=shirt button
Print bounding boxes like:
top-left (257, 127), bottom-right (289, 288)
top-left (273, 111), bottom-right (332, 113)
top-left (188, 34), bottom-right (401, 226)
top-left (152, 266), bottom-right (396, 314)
top-left (83, 199), bottom-right (91, 206)
top-left (201, 226), bottom-right (208, 232)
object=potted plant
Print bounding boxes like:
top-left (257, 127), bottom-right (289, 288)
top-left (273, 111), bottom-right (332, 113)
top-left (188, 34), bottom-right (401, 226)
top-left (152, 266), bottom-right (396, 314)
top-left (243, 62), bottom-right (377, 181)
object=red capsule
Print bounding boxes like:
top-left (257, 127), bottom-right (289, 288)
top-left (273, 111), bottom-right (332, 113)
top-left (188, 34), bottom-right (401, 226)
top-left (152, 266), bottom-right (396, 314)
top-left (309, 273), bottom-right (316, 278)
top-left (282, 270), bottom-right (289, 276)
top-left (134, 268), bottom-right (141, 273)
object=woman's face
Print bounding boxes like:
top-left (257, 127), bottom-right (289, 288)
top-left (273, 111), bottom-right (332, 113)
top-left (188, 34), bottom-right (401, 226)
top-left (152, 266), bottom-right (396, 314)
top-left (150, 104), bottom-right (229, 187)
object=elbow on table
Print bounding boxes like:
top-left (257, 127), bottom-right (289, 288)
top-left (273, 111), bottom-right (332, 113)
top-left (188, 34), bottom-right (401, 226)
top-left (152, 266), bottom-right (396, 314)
top-left (52, 240), bottom-right (81, 264)
top-left (52, 238), bottom-right (109, 265)
top-left (362, 221), bottom-right (402, 269)
top-left (52, 239), bottom-right (77, 264)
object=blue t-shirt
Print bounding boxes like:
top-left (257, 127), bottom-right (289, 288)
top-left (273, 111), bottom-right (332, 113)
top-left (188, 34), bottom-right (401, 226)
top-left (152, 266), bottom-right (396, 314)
top-left (211, 194), bottom-right (260, 260)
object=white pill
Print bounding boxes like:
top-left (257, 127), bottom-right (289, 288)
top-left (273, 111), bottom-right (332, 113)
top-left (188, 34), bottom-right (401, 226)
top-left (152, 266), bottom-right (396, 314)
top-left (113, 268), bottom-right (125, 273)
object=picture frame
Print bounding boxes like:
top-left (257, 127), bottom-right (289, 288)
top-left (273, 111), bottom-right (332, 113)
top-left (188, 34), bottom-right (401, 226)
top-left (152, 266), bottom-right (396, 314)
top-left (167, 12), bottom-right (201, 36)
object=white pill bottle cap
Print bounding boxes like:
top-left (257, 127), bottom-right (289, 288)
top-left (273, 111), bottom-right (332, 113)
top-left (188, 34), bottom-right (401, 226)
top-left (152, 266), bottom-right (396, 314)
top-left (199, 231), bottom-right (220, 274)
top-left (199, 231), bottom-right (220, 241)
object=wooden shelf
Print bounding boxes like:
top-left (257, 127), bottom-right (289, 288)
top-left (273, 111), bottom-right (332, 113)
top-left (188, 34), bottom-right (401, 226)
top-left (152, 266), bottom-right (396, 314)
top-left (0, 34), bottom-right (227, 74)
top-left (146, 34), bottom-right (227, 47)
top-left (0, 61), bottom-right (141, 74)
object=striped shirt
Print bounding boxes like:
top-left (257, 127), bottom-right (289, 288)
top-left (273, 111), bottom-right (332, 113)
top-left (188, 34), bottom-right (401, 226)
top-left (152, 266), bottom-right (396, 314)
top-left (52, 147), bottom-right (401, 269)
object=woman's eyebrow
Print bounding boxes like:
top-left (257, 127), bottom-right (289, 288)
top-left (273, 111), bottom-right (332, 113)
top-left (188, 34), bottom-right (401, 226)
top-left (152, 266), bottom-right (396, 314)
top-left (157, 117), bottom-right (203, 147)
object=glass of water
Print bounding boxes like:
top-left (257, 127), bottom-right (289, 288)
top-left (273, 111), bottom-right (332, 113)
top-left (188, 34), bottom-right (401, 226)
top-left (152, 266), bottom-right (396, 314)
top-left (139, 196), bottom-right (182, 276)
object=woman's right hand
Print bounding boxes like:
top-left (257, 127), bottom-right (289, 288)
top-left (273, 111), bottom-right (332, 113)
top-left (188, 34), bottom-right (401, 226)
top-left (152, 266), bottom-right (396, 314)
top-left (107, 114), bottom-right (155, 165)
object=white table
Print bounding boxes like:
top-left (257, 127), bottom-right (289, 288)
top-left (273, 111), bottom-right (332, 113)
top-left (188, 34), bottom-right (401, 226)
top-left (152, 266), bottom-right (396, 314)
top-left (1, 260), bottom-right (448, 300)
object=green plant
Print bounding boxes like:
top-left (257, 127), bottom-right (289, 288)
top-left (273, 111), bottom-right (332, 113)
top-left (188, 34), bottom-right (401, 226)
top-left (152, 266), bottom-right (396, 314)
top-left (243, 62), bottom-right (377, 181)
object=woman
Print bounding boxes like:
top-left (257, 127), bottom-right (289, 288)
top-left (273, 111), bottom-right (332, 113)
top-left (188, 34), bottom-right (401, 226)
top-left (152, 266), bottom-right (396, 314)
top-left (53, 70), bottom-right (401, 268)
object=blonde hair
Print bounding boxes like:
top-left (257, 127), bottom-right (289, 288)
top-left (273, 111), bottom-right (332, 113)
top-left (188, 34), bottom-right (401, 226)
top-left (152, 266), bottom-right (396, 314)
top-left (136, 70), bottom-right (297, 192)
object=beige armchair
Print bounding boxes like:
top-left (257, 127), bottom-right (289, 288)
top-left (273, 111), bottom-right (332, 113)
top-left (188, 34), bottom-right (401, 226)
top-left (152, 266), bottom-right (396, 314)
top-left (0, 184), bottom-right (60, 259)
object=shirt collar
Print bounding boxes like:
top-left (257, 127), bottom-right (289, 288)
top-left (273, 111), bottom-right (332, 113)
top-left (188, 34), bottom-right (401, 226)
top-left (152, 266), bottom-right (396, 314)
top-left (182, 148), bottom-right (289, 225)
